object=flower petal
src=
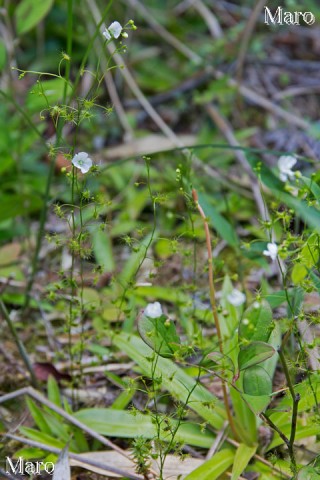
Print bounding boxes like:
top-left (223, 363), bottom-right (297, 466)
top-left (144, 302), bottom-right (163, 318)
top-left (108, 21), bottom-right (122, 39)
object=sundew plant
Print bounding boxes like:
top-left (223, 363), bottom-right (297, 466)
top-left (1, 1), bottom-right (320, 480)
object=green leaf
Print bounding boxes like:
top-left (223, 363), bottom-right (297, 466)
top-left (133, 285), bottom-right (190, 306)
top-left (26, 78), bottom-right (72, 114)
top-left (206, 351), bottom-right (235, 375)
top-left (239, 300), bottom-right (273, 343)
top-left (184, 449), bottom-right (234, 480)
top-left (26, 398), bottom-right (51, 435)
top-left (292, 234), bottom-right (319, 284)
top-left (138, 313), bottom-right (180, 357)
top-left (297, 466), bottom-right (320, 479)
top-left (47, 376), bottom-right (62, 408)
top-left (0, 194), bottom-right (42, 222)
top-left (197, 192), bottom-right (239, 247)
top-left (242, 394), bottom-right (271, 415)
top-left (231, 443), bottom-right (257, 480)
top-left (15, 0), bottom-right (54, 35)
top-left (0, 39), bottom-right (7, 71)
top-left (20, 427), bottom-right (65, 449)
top-left (248, 157), bottom-right (320, 230)
top-left (91, 228), bottom-right (115, 273)
top-left (243, 366), bottom-right (272, 396)
top-left (75, 409), bottom-right (215, 448)
top-left (118, 233), bottom-right (155, 288)
top-left (112, 333), bottom-right (226, 428)
top-left (268, 422), bottom-right (320, 450)
top-left (238, 342), bottom-right (275, 371)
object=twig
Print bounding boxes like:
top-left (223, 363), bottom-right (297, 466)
top-left (3, 433), bottom-right (144, 480)
top-left (191, 0), bottom-right (223, 39)
top-left (204, 103), bottom-right (269, 223)
top-left (206, 421), bottom-right (229, 459)
top-left (0, 387), bottom-right (132, 461)
top-left (0, 300), bottom-right (38, 387)
top-left (235, 0), bottom-right (266, 81)
top-left (192, 188), bottom-right (238, 440)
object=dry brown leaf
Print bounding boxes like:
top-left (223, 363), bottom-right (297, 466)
top-left (70, 450), bottom-right (203, 479)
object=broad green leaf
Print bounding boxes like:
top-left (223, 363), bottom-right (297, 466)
top-left (138, 313), bottom-right (180, 357)
top-left (231, 443), bottom-right (257, 480)
top-left (0, 194), bottom-right (42, 222)
top-left (243, 366), bottom-right (272, 396)
top-left (242, 394), bottom-right (271, 415)
top-left (20, 427), bottom-right (65, 449)
top-left (26, 398), bottom-right (51, 435)
top-left (197, 192), bottom-right (239, 247)
top-left (311, 271), bottom-right (320, 293)
top-left (206, 351), bottom-right (235, 375)
top-left (14, 447), bottom-right (46, 460)
top-left (15, 0), bottom-right (54, 35)
top-left (0, 39), bottom-right (7, 71)
top-left (248, 157), bottom-right (320, 230)
top-left (292, 234), bottom-right (319, 284)
top-left (297, 466), bottom-right (320, 479)
top-left (239, 300), bottom-right (273, 343)
top-left (26, 78), bottom-right (72, 114)
top-left (133, 285), bottom-right (190, 306)
top-left (184, 449), bottom-right (234, 480)
top-left (91, 228), bottom-right (115, 273)
top-left (118, 233), bottom-right (155, 287)
top-left (112, 333), bottom-right (226, 427)
top-left (47, 376), bottom-right (62, 408)
top-left (231, 389), bottom-right (257, 445)
top-left (75, 409), bottom-right (215, 448)
top-left (268, 422), bottom-right (320, 450)
top-left (238, 342), bottom-right (275, 371)
top-left (302, 175), bottom-right (320, 202)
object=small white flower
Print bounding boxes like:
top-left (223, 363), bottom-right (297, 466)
top-left (103, 21), bottom-right (122, 41)
top-left (72, 152), bottom-right (92, 174)
top-left (278, 155), bottom-right (297, 182)
top-left (144, 302), bottom-right (163, 318)
top-left (263, 242), bottom-right (278, 261)
top-left (227, 289), bottom-right (246, 307)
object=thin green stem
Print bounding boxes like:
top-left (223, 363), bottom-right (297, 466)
top-left (278, 349), bottom-right (299, 472)
top-left (23, 0), bottom-right (74, 311)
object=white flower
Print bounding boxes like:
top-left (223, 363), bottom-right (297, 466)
top-left (278, 155), bottom-right (297, 182)
top-left (103, 21), bottom-right (122, 41)
top-left (227, 289), bottom-right (246, 307)
top-left (144, 302), bottom-right (163, 318)
top-left (263, 242), bottom-right (278, 261)
top-left (72, 152), bottom-right (92, 174)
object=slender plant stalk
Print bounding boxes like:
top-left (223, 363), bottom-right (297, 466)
top-left (192, 188), bottom-right (238, 439)
top-left (23, 0), bottom-right (74, 311)
top-left (260, 411), bottom-right (297, 473)
top-left (278, 349), bottom-right (299, 473)
top-left (0, 300), bottom-right (38, 388)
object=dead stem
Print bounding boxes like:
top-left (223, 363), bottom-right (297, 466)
top-left (192, 188), bottom-right (238, 440)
